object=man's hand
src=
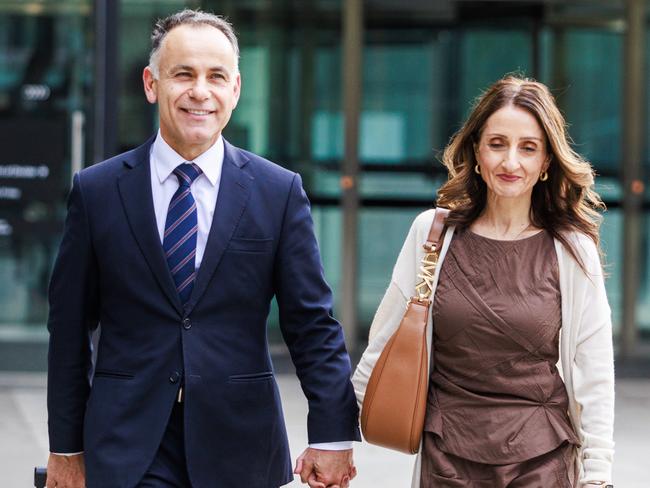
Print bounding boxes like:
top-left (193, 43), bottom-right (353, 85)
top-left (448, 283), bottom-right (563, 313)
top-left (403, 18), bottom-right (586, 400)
top-left (294, 448), bottom-right (356, 488)
top-left (46, 453), bottom-right (85, 488)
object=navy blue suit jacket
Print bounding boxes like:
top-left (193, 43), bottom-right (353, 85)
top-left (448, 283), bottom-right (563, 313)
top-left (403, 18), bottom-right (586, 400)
top-left (47, 136), bottom-right (360, 488)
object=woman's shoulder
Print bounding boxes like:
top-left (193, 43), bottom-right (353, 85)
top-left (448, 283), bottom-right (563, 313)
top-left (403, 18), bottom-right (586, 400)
top-left (407, 208), bottom-right (444, 247)
top-left (407, 207), bottom-right (457, 250)
top-left (559, 230), bottom-right (598, 255)
top-left (411, 208), bottom-right (437, 232)
top-left (556, 229), bottom-right (602, 275)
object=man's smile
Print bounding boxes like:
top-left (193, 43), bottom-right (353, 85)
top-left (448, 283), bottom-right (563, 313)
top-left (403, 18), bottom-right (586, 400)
top-left (181, 108), bottom-right (214, 116)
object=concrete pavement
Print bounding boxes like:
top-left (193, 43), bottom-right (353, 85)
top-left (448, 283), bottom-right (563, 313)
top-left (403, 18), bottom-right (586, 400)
top-left (0, 372), bottom-right (647, 487)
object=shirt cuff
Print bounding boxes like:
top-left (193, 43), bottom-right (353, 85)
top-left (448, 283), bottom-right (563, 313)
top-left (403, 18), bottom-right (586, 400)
top-left (51, 451), bottom-right (84, 456)
top-left (309, 441), bottom-right (354, 450)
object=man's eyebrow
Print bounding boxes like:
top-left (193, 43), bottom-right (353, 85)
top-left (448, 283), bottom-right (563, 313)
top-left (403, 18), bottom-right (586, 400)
top-left (209, 66), bottom-right (231, 75)
top-left (169, 64), bottom-right (194, 72)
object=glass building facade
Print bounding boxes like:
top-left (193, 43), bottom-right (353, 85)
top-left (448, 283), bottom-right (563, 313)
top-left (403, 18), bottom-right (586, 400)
top-left (0, 0), bottom-right (648, 369)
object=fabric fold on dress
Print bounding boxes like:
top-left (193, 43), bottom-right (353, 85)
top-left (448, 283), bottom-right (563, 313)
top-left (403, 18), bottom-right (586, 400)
top-left (421, 228), bottom-right (579, 487)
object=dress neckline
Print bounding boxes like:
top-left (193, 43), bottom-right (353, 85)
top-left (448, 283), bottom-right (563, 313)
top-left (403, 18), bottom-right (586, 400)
top-left (465, 227), bottom-right (546, 244)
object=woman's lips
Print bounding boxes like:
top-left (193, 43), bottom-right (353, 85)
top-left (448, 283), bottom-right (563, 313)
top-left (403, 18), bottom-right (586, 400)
top-left (497, 174), bottom-right (520, 182)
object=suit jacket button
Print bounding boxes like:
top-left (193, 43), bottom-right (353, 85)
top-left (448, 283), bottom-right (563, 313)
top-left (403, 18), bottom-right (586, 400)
top-left (169, 371), bottom-right (180, 384)
top-left (182, 318), bottom-right (192, 330)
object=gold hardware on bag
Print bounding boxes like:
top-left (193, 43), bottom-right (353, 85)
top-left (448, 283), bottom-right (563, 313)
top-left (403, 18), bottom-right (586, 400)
top-left (415, 247), bottom-right (440, 301)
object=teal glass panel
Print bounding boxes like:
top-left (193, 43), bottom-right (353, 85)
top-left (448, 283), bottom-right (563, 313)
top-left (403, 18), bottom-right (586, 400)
top-left (358, 208), bottom-right (425, 328)
top-left (360, 35), bottom-right (446, 163)
top-left (311, 46), bottom-right (343, 162)
top-left (312, 205), bottom-right (343, 304)
top-left (359, 172), bottom-right (442, 201)
top-left (637, 214), bottom-right (650, 332)
top-left (600, 209), bottom-right (622, 334)
top-left (458, 29), bottom-right (532, 118)
top-left (540, 28), bottom-right (622, 171)
top-left (228, 41), bottom-right (270, 154)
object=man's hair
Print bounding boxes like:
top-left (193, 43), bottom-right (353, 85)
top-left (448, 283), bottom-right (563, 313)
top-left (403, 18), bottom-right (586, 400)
top-left (148, 9), bottom-right (239, 78)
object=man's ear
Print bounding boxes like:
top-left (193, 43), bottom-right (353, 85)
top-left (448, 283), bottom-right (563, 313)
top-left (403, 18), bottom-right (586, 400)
top-left (231, 72), bottom-right (241, 110)
top-left (143, 66), bottom-right (158, 104)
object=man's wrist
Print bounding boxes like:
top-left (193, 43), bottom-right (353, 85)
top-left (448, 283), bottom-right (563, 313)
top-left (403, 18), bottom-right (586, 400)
top-left (309, 441), bottom-right (353, 450)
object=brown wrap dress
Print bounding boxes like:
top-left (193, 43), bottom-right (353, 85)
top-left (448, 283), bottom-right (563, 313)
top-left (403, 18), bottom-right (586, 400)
top-left (420, 229), bottom-right (580, 487)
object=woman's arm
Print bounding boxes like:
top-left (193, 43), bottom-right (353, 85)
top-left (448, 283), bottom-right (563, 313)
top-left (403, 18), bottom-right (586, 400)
top-left (352, 282), bottom-right (410, 410)
top-left (572, 238), bottom-right (615, 486)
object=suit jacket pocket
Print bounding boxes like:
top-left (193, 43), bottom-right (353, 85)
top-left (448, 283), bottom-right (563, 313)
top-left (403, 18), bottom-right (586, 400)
top-left (228, 371), bottom-right (274, 383)
top-left (93, 369), bottom-right (135, 380)
top-left (227, 237), bottom-right (273, 253)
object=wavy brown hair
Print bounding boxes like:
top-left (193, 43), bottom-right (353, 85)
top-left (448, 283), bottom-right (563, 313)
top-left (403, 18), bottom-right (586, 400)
top-left (436, 75), bottom-right (605, 270)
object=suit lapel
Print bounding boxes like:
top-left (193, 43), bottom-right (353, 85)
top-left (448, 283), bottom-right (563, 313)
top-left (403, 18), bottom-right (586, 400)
top-left (185, 140), bottom-right (252, 314)
top-left (117, 136), bottom-right (184, 315)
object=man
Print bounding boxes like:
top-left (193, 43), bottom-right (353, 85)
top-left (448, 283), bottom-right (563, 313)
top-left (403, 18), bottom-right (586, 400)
top-left (46, 9), bottom-right (360, 488)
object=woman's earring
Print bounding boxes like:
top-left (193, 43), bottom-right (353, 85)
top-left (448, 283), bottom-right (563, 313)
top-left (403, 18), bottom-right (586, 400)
top-left (540, 170), bottom-right (548, 182)
top-left (474, 164), bottom-right (481, 175)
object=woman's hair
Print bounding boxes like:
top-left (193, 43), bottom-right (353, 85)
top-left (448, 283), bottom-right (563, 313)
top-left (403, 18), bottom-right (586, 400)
top-left (436, 75), bottom-right (605, 269)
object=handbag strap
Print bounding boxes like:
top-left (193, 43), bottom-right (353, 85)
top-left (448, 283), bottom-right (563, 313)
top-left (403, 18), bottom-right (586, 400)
top-left (424, 207), bottom-right (450, 253)
top-left (414, 207), bottom-right (450, 302)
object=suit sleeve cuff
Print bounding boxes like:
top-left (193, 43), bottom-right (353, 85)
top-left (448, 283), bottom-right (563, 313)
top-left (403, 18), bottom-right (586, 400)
top-left (51, 451), bottom-right (84, 456)
top-left (309, 441), bottom-right (354, 450)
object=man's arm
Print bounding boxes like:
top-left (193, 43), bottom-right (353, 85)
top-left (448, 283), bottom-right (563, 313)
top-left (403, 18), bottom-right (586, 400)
top-left (273, 173), bottom-right (360, 485)
top-left (47, 173), bottom-right (99, 455)
top-left (273, 173), bottom-right (360, 443)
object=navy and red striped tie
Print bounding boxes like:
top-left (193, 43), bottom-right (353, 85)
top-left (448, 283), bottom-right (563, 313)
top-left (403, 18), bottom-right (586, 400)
top-left (163, 163), bottom-right (202, 305)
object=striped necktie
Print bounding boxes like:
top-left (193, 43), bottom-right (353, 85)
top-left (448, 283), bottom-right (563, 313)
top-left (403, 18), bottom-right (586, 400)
top-left (163, 163), bottom-right (202, 305)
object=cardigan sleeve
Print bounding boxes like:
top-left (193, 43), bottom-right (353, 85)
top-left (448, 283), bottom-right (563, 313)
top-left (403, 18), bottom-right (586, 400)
top-left (571, 236), bottom-right (615, 484)
top-left (351, 210), bottom-right (433, 411)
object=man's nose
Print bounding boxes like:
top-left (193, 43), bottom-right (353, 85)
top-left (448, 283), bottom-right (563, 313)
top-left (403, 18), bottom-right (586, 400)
top-left (189, 78), bottom-right (210, 100)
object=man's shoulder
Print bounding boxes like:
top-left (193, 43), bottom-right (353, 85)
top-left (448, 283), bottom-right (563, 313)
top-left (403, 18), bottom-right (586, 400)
top-left (79, 151), bottom-right (129, 180)
top-left (227, 141), bottom-right (295, 181)
top-left (78, 138), bottom-right (152, 183)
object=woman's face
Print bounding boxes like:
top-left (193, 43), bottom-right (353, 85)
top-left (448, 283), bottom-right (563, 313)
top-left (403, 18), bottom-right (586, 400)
top-left (475, 104), bottom-right (549, 203)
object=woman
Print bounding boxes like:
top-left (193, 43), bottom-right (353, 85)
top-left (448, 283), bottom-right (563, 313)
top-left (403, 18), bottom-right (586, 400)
top-left (352, 75), bottom-right (614, 488)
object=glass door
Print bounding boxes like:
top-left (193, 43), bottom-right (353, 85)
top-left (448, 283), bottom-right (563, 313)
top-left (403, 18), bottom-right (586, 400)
top-left (0, 1), bottom-right (92, 338)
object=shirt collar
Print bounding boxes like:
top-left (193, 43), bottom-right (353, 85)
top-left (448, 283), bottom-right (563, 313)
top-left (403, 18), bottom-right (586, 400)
top-left (151, 130), bottom-right (223, 187)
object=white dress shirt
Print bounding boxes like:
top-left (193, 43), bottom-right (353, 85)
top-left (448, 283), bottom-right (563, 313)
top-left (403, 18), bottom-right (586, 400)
top-left (54, 131), bottom-right (352, 454)
top-left (151, 130), bottom-right (222, 268)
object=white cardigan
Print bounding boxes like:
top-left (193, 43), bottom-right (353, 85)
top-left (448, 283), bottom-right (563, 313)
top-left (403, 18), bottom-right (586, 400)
top-left (352, 209), bottom-right (615, 487)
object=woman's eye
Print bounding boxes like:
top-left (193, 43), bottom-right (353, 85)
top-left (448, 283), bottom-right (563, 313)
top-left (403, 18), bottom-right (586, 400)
top-left (522, 146), bottom-right (537, 153)
top-left (488, 143), bottom-right (505, 149)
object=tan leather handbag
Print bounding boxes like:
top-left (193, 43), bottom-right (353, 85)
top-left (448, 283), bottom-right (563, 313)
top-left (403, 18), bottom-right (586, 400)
top-left (360, 208), bottom-right (450, 454)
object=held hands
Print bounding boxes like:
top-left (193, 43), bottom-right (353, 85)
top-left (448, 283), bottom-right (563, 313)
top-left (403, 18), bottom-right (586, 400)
top-left (46, 453), bottom-right (85, 488)
top-left (294, 448), bottom-right (356, 488)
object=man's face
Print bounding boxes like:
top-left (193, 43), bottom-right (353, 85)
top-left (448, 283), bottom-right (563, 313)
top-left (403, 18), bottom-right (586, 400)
top-left (143, 24), bottom-right (240, 160)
